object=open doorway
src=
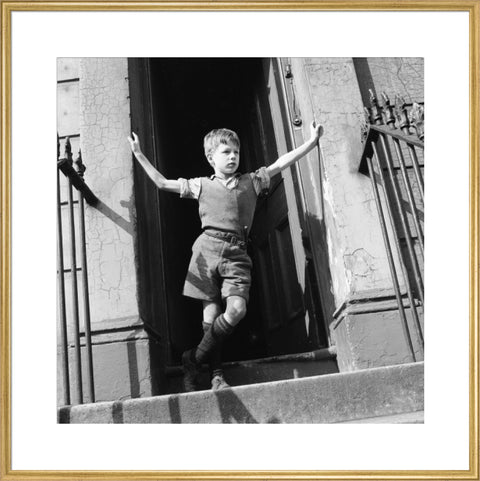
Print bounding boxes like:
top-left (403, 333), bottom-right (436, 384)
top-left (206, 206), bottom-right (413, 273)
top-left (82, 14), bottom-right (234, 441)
top-left (132, 58), bottom-right (327, 366)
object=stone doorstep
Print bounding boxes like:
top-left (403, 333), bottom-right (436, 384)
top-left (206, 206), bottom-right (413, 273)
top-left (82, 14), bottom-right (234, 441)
top-left (165, 348), bottom-right (339, 394)
top-left (58, 361), bottom-right (424, 424)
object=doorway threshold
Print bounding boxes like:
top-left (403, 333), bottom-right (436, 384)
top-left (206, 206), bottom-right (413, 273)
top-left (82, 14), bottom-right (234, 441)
top-left (164, 346), bottom-right (338, 394)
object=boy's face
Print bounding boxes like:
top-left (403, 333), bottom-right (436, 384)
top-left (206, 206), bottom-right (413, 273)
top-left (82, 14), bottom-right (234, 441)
top-left (208, 141), bottom-right (240, 178)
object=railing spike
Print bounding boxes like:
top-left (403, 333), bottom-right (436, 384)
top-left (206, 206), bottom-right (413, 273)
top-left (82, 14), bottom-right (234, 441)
top-left (394, 95), bottom-right (410, 133)
top-left (64, 137), bottom-right (73, 165)
top-left (369, 89), bottom-right (383, 125)
top-left (382, 92), bottom-right (396, 128)
top-left (74, 149), bottom-right (86, 178)
top-left (409, 102), bottom-right (424, 141)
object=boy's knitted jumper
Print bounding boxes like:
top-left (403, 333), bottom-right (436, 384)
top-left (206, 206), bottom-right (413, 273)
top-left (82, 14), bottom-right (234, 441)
top-left (198, 174), bottom-right (258, 237)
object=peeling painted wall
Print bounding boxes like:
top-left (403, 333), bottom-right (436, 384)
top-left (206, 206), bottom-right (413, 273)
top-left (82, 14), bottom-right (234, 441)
top-left (288, 58), bottom-right (424, 369)
top-left (57, 58), bottom-right (162, 404)
top-left (291, 58), bottom-right (398, 310)
top-left (79, 58), bottom-right (138, 324)
top-left (367, 57), bottom-right (424, 103)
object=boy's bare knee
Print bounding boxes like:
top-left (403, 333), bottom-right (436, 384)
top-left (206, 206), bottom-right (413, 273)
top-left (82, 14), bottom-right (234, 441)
top-left (203, 300), bottom-right (221, 324)
top-left (225, 296), bottom-right (247, 324)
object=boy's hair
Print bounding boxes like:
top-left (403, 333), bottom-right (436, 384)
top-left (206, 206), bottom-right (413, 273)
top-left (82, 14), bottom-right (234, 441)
top-left (204, 128), bottom-right (240, 158)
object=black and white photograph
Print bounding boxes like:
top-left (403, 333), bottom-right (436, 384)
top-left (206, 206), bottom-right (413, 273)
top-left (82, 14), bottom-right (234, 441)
top-left (2, 4), bottom-right (476, 478)
top-left (56, 57), bottom-right (425, 424)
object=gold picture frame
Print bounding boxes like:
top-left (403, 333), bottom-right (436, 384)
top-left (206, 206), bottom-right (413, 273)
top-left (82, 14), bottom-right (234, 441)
top-left (1, 2), bottom-right (478, 480)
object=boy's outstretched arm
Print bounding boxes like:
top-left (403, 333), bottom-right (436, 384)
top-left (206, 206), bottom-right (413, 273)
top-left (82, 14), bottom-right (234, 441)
top-left (266, 121), bottom-right (323, 178)
top-left (127, 132), bottom-right (181, 194)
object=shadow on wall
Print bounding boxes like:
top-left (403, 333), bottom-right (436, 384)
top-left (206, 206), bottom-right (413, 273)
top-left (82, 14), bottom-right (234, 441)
top-left (126, 332), bottom-right (140, 399)
top-left (126, 329), bottom-right (166, 399)
top-left (90, 196), bottom-right (135, 236)
top-left (305, 210), bottom-right (337, 336)
top-left (352, 58), bottom-right (375, 107)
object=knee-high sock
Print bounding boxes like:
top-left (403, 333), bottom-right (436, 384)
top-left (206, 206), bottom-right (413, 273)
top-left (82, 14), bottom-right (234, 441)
top-left (195, 314), bottom-right (234, 365)
top-left (203, 322), bottom-right (223, 376)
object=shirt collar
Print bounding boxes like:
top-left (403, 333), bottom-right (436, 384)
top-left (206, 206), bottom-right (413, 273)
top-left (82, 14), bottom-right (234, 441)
top-left (209, 173), bottom-right (241, 181)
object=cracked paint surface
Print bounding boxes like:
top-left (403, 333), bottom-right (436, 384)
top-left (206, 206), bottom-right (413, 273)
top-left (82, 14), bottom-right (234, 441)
top-left (367, 58), bottom-right (424, 103)
top-left (295, 58), bottom-right (421, 307)
top-left (79, 58), bottom-right (138, 324)
top-left (301, 58), bottom-right (395, 304)
top-left (336, 309), bottom-right (424, 371)
top-left (295, 58), bottom-right (423, 369)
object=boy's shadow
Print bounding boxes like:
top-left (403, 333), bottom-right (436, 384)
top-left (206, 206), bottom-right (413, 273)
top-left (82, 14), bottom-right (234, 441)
top-left (214, 389), bottom-right (258, 423)
top-left (168, 388), bottom-right (282, 424)
top-left (214, 389), bottom-right (281, 424)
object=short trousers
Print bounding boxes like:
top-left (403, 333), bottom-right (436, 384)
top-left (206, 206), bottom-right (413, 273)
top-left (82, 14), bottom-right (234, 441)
top-left (183, 232), bottom-right (253, 303)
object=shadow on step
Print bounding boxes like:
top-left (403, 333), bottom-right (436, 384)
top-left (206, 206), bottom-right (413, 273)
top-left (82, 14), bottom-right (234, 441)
top-left (167, 388), bottom-right (281, 424)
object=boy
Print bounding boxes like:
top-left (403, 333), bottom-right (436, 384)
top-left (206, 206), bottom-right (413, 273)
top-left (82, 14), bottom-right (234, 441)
top-left (127, 121), bottom-right (323, 392)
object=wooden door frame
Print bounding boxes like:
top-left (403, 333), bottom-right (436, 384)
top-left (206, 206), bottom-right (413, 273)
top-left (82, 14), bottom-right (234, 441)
top-left (127, 58), bottom-right (172, 361)
top-left (263, 59), bottom-right (306, 292)
top-left (266, 58), bottom-right (331, 345)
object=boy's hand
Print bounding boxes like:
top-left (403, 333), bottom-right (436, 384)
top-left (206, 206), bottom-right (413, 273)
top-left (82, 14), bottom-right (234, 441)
top-left (127, 132), bottom-right (141, 154)
top-left (309, 121), bottom-right (324, 142)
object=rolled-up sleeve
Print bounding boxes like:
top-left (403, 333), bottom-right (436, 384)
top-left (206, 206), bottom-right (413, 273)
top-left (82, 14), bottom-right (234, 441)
top-left (178, 177), bottom-right (201, 199)
top-left (251, 166), bottom-right (270, 196)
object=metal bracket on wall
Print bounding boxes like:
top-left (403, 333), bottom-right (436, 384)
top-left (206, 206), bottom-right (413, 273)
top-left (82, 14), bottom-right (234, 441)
top-left (284, 63), bottom-right (302, 127)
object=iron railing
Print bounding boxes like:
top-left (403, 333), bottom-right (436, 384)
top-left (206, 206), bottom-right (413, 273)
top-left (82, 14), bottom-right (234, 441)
top-left (57, 135), bottom-right (97, 404)
top-left (359, 92), bottom-right (424, 361)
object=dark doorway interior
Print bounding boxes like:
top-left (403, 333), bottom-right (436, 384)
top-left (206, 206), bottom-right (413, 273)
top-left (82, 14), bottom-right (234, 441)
top-left (147, 58), bottom-right (325, 365)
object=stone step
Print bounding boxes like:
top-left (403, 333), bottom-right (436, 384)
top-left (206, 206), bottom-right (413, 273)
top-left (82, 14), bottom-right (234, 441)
top-left (165, 347), bottom-right (339, 394)
top-left (58, 361), bottom-right (424, 424)
top-left (336, 410), bottom-right (424, 424)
